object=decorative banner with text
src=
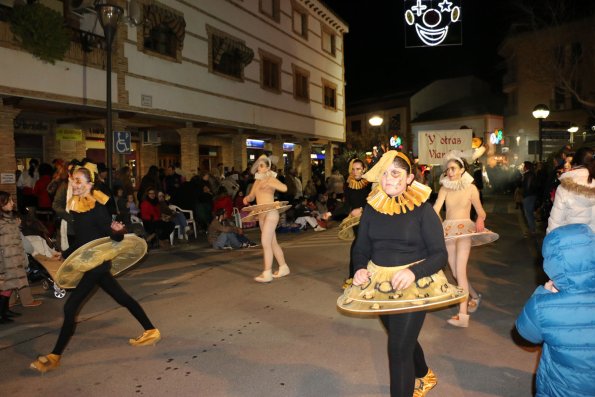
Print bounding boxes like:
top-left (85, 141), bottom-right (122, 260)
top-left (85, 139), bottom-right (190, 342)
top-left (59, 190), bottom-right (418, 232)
top-left (418, 129), bottom-right (472, 165)
top-left (404, 0), bottom-right (462, 48)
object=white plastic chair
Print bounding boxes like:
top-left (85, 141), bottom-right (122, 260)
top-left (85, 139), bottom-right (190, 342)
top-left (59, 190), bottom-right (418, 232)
top-left (169, 205), bottom-right (197, 239)
top-left (232, 207), bottom-right (242, 228)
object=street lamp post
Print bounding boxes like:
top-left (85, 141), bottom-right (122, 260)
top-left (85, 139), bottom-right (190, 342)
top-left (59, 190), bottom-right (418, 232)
top-left (96, 3), bottom-right (123, 189)
top-left (532, 104), bottom-right (550, 162)
top-left (568, 124), bottom-right (579, 144)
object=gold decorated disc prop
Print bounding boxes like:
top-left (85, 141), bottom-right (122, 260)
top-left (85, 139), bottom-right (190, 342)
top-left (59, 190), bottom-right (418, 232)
top-left (241, 201), bottom-right (292, 222)
top-left (55, 234), bottom-right (148, 289)
top-left (337, 214), bottom-right (361, 241)
top-left (442, 219), bottom-right (499, 247)
top-left (337, 261), bottom-right (468, 315)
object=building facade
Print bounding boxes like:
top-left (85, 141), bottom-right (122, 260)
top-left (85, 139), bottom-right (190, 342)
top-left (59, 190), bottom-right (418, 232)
top-left (0, 0), bottom-right (348, 197)
top-left (499, 15), bottom-right (595, 162)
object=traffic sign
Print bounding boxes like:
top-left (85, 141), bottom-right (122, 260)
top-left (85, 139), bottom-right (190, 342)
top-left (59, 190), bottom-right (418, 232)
top-left (114, 131), bottom-right (132, 154)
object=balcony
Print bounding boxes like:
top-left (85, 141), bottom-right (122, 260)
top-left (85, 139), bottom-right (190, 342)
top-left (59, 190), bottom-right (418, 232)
top-left (0, 6), bottom-right (106, 69)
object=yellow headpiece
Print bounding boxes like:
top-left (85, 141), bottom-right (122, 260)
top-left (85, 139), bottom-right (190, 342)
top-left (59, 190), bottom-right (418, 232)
top-left (363, 151), bottom-right (411, 183)
top-left (74, 162), bottom-right (98, 183)
top-left (363, 151), bottom-right (431, 215)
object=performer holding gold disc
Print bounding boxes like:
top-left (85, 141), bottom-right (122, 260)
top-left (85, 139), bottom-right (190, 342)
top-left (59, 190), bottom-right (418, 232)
top-left (337, 151), bottom-right (466, 397)
top-left (323, 158), bottom-right (371, 289)
top-left (30, 164), bottom-right (160, 374)
top-left (243, 155), bottom-right (291, 283)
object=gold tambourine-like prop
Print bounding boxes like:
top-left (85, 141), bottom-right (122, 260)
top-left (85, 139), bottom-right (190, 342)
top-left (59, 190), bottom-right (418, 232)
top-left (241, 201), bottom-right (292, 222)
top-left (442, 219), bottom-right (499, 247)
top-left (337, 214), bottom-right (361, 241)
top-left (337, 261), bottom-right (467, 315)
top-left (55, 234), bottom-right (148, 289)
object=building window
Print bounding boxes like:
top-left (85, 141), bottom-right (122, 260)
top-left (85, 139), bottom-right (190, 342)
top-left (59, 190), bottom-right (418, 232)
top-left (260, 0), bottom-right (280, 22)
top-left (351, 120), bottom-right (361, 133)
top-left (322, 79), bottom-right (337, 110)
top-left (140, 3), bottom-right (186, 61)
top-left (321, 28), bottom-right (336, 56)
top-left (259, 50), bottom-right (282, 93)
top-left (292, 3), bottom-right (308, 39)
top-left (144, 25), bottom-right (178, 58)
top-left (292, 64), bottom-right (309, 102)
top-left (207, 25), bottom-right (254, 81)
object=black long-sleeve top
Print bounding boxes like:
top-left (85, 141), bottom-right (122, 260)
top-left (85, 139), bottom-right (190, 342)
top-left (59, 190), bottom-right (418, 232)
top-left (62, 203), bottom-right (123, 258)
top-left (353, 202), bottom-right (447, 280)
top-left (333, 184), bottom-right (372, 217)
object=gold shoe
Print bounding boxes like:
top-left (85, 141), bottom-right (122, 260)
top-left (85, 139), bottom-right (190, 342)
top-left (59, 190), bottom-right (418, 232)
top-left (342, 278), bottom-right (353, 290)
top-left (413, 368), bottom-right (437, 397)
top-left (30, 354), bottom-right (61, 373)
top-left (129, 329), bottom-right (161, 346)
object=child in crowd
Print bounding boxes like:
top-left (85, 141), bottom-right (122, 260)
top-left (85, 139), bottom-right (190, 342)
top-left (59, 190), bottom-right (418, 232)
top-left (516, 223), bottom-right (595, 397)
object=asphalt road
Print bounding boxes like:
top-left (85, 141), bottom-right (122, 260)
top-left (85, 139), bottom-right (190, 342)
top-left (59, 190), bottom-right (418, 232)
top-left (0, 194), bottom-right (545, 397)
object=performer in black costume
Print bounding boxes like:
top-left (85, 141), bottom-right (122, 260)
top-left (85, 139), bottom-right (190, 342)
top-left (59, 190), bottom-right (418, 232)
top-left (352, 151), bottom-right (447, 397)
top-left (30, 165), bottom-right (160, 373)
top-left (323, 158), bottom-right (371, 288)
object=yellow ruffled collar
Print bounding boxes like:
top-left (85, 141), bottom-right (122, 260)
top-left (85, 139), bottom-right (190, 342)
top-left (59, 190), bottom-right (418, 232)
top-left (347, 176), bottom-right (369, 190)
top-left (367, 181), bottom-right (432, 215)
top-left (67, 190), bottom-right (109, 213)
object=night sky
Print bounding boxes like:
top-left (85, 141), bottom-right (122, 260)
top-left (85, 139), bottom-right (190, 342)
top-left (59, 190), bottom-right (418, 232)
top-left (322, 0), bottom-right (591, 103)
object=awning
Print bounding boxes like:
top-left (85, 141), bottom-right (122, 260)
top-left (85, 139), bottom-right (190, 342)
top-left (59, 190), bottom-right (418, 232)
top-left (144, 4), bottom-right (186, 51)
top-left (213, 36), bottom-right (254, 66)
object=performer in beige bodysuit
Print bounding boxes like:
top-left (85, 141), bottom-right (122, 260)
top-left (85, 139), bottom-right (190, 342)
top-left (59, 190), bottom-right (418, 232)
top-left (243, 155), bottom-right (290, 283)
top-left (433, 151), bottom-right (489, 328)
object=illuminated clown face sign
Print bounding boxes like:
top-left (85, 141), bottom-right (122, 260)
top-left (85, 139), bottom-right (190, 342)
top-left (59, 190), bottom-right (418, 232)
top-left (404, 0), bottom-right (461, 47)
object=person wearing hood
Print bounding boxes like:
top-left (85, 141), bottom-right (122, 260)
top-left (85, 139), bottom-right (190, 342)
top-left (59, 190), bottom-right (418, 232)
top-left (515, 223), bottom-right (595, 397)
top-left (547, 146), bottom-right (595, 233)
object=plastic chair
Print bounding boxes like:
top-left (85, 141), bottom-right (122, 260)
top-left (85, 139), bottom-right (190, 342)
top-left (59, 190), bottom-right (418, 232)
top-left (232, 207), bottom-right (242, 228)
top-left (169, 205), bottom-right (197, 239)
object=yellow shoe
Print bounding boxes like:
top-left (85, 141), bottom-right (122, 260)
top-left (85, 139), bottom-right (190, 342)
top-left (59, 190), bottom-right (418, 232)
top-left (342, 278), bottom-right (353, 290)
top-left (30, 354), bottom-right (61, 373)
top-left (413, 368), bottom-right (437, 397)
top-left (129, 329), bottom-right (161, 346)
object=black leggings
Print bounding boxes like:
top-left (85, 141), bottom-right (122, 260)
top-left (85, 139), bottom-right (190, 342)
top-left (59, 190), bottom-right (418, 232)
top-left (348, 226), bottom-right (360, 278)
top-left (380, 312), bottom-right (429, 397)
top-left (52, 261), bottom-right (154, 355)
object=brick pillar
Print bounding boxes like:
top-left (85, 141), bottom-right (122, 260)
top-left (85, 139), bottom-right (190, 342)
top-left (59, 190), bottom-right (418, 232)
top-left (0, 104), bottom-right (19, 197)
top-left (271, 135), bottom-right (284, 173)
top-left (231, 130), bottom-right (247, 173)
top-left (325, 141), bottom-right (334, 178)
top-left (114, 0), bottom-right (129, 106)
top-left (299, 139), bottom-right (312, 186)
top-left (139, 144), bottom-right (158, 178)
top-left (178, 125), bottom-right (200, 178)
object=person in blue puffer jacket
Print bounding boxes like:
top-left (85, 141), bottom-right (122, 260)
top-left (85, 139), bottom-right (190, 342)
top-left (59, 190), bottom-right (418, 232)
top-left (516, 223), bottom-right (595, 397)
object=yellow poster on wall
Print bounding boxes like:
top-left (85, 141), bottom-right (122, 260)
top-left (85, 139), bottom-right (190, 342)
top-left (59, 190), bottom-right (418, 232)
top-left (56, 129), bottom-right (84, 141)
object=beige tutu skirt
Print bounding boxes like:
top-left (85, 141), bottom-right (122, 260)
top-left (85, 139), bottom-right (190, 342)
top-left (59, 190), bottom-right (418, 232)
top-left (443, 219), bottom-right (499, 247)
top-left (337, 261), bottom-right (467, 315)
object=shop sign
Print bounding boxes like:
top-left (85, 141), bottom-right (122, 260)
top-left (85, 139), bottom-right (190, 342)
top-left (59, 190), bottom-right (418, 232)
top-left (56, 128), bottom-right (84, 141)
top-left (246, 139), bottom-right (265, 149)
top-left (283, 143), bottom-right (294, 151)
top-left (1, 173), bottom-right (16, 184)
top-left (418, 129), bottom-right (472, 165)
